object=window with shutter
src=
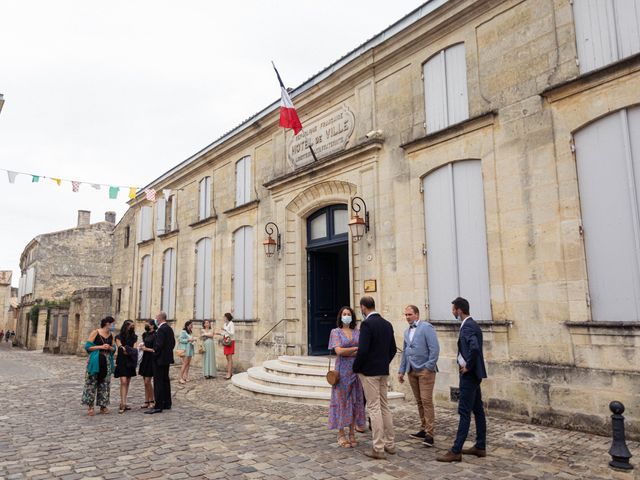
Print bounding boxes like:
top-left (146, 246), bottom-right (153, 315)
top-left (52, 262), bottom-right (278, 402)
top-left (423, 160), bottom-right (491, 320)
top-left (156, 197), bottom-right (166, 235)
top-left (161, 248), bottom-right (176, 319)
top-left (574, 106), bottom-right (640, 321)
top-left (199, 177), bottom-right (211, 220)
top-left (194, 238), bottom-right (212, 320)
top-left (233, 226), bottom-right (254, 319)
top-left (423, 43), bottom-right (469, 133)
top-left (573, 0), bottom-right (640, 74)
top-left (139, 255), bottom-right (152, 319)
top-left (235, 157), bottom-right (251, 206)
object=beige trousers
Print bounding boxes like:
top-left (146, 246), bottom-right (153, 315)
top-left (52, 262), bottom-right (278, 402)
top-left (358, 374), bottom-right (395, 453)
top-left (408, 368), bottom-right (436, 435)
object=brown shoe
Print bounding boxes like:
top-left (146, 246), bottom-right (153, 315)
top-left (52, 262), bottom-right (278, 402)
top-left (363, 449), bottom-right (387, 460)
top-left (436, 450), bottom-right (462, 462)
top-left (384, 446), bottom-right (396, 455)
top-left (461, 446), bottom-right (486, 457)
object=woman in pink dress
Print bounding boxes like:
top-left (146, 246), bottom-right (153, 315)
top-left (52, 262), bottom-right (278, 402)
top-left (328, 306), bottom-right (366, 448)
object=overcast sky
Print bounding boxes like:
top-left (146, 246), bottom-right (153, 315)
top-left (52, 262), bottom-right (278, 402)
top-left (0, 0), bottom-right (422, 286)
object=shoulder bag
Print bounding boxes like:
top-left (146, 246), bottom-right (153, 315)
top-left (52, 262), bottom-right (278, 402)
top-left (326, 355), bottom-right (340, 386)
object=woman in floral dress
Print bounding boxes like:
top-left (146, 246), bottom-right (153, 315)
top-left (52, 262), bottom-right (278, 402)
top-left (328, 306), bottom-right (366, 448)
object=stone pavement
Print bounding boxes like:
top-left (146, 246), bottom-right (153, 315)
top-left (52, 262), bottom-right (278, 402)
top-left (0, 342), bottom-right (637, 480)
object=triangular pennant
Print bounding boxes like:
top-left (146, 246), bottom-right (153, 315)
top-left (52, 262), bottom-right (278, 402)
top-left (108, 186), bottom-right (120, 199)
top-left (91, 184), bottom-right (101, 190)
top-left (7, 171), bottom-right (18, 184)
top-left (128, 187), bottom-right (137, 199)
top-left (51, 178), bottom-right (61, 186)
top-left (72, 181), bottom-right (80, 192)
top-left (32, 175), bottom-right (40, 183)
top-left (162, 188), bottom-right (172, 199)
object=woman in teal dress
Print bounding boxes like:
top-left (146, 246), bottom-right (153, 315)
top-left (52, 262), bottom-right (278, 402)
top-left (178, 320), bottom-right (196, 384)
top-left (201, 320), bottom-right (217, 379)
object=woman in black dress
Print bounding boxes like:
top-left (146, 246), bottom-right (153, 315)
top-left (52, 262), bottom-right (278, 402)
top-left (137, 319), bottom-right (156, 409)
top-left (114, 319), bottom-right (138, 414)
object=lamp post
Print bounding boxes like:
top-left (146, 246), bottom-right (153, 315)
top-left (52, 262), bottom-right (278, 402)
top-left (349, 196), bottom-right (370, 242)
top-left (263, 222), bottom-right (281, 257)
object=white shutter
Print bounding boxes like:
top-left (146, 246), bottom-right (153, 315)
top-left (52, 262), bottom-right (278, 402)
top-left (162, 249), bottom-right (175, 319)
top-left (170, 195), bottom-right (177, 230)
top-left (615, 0), bottom-right (640, 59)
top-left (137, 209), bottom-right (143, 240)
top-left (203, 238), bottom-right (212, 319)
top-left (424, 51), bottom-right (448, 133)
top-left (424, 165), bottom-right (458, 319)
top-left (575, 107), bottom-right (640, 321)
top-left (244, 157), bottom-right (252, 204)
top-left (140, 255), bottom-right (152, 318)
top-left (195, 240), bottom-right (205, 320)
top-left (199, 178), bottom-right (207, 220)
top-left (18, 275), bottom-right (25, 299)
top-left (234, 229), bottom-right (245, 318)
top-left (243, 226), bottom-right (254, 319)
top-left (156, 197), bottom-right (166, 235)
top-left (236, 159), bottom-right (245, 206)
top-left (25, 267), bottom-right (35, 294)
top-left (452, 161), bottom-right (491, 320)
top-left (445, 44), bottom-right (469, 127)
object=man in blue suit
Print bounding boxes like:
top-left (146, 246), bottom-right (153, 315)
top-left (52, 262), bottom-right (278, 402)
top-left (437, 297), bottom-right (488, 462)
top-left (398, 305), bottom-right (439, 447)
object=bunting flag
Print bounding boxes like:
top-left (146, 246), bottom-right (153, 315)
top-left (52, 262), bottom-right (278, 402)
top-left (162, 188), bottom-right (172, 199)
top-left (145, 188), bottom-right (156, 201)
top-left (1, 167), bottom-right (173, 201)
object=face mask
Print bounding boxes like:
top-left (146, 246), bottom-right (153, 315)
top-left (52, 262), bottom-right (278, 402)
top-left (341, 316), bottom-right (352, 325)
top-left (453, 312), bottom-right (461, 321)
top-left (110, 324), bottom-right (116, 332)
top-left (154, 319), bottom-right (158, 327)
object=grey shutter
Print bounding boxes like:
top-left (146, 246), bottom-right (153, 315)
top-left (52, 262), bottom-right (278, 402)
top-left (234, 228), bottom-right (245, 318)
top-left (162, 249), bottom-right (175, 319)
top-left (424, 51), bottom-right (447, 133)
top-left (445, 44), bottom-right (469, 127)
top-left (575, 106), bottom-right (640, 321)
top-left (156, 197), bottom-right (166, 235)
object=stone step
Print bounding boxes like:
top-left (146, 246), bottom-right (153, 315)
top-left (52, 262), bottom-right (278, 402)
top-left (278, 355), bottom-right (333, 370)
top-left (262, 359), bottom-right (326, 378)
top-left (247, 366), bottom-right (331, 392)
top-left (231, 371), bottom-right (405, 405)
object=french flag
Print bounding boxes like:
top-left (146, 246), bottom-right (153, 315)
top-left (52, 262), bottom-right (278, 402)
top-left (273, 63), bottom-right (303, 135)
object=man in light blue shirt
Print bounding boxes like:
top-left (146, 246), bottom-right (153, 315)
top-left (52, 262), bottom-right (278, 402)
top-left (398, 305), bottom-right (439, 447)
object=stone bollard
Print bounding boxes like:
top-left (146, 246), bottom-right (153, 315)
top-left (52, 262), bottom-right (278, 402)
top-left (608, 401), bottom-right (633, 471)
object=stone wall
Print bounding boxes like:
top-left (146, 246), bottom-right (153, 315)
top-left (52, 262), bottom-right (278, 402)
top-left (0, 271), bottom-right (12, 332)
top-left (109, 0), bottom-right (640, 438)
top-left (67, 287), bottom-right (112, 355)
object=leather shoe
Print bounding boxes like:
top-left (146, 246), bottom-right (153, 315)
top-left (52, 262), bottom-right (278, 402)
top-left (363, 449), bottom-right (386, 460)
top-left (436, 450), bottom-right (462, 462)
top-left (384, 446), bottom-right (396, 455)
top-left (144, 408), bottom-right (163, 414)
top-left (461, 446), bottom-right (486, 457)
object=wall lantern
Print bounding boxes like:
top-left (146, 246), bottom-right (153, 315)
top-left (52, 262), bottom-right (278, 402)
top-left (349, 196), bottom-right (370, 242)
top-left (263, 222), bottom-right (281, 257)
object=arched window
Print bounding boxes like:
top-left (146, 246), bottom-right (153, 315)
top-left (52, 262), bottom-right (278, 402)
top-left (423, 43), bottom-right (469, 133)
top-left (574, 106), bottom-right (640, 321)
top-left (423, 160), bottom-right (491, 320)
top-left (234, 226), bottom-right (254, 319)
top-left (139, 255), bottom-right (152, 319)
top-left (194, 238), bottom-right (212, 320)
top-left (161, 248), bottom-right (176, 319)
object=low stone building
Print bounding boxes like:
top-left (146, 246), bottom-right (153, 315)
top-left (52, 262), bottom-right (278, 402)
top-left (0, 271), bottom-right (14, 332)
top-left (15, 210), bottom-right (115, 350)
top-left (110, 0), bottom-right (640, 438)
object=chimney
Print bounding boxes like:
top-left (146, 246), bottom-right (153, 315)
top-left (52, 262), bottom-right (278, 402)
top-left (105, 211), bottom-right (116, 224)
top-left (77, 210), bottom-right (91, 227)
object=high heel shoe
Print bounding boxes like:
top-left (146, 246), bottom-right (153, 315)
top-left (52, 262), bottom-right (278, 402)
top-left (337, 433), bottom-right (351, 448)
top-left (349, 431), bottom-right (358, 447)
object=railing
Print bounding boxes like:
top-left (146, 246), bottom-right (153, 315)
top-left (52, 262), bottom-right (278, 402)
top-left (255, 318), bottom-right (298, 346)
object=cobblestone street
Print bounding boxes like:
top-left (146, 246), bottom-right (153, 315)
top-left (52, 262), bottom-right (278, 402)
top-left (0, 343), bottom-right (637, 480)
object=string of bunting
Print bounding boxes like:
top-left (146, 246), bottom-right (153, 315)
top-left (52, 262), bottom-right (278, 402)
top-left (0, 167), bottom-right (167, 201)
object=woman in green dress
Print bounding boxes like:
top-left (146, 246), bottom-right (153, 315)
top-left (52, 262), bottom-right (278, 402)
top-left (201, 320), bottom-right (217, 379)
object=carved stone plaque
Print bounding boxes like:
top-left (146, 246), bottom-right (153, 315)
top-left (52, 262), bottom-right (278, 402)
top-left (287, 105), bottom-right (355, 168)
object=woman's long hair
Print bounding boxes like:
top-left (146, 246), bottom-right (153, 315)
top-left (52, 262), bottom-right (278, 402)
top-left (119, 319), bottom-right (135, 339)
top-left (183, 320), bottom-right (193, 332)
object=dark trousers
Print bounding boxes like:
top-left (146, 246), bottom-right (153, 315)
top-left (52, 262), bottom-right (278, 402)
top-left (153, 363), bottom-right (171, 409)
top-left (452, 374), bottom-right (486, 453)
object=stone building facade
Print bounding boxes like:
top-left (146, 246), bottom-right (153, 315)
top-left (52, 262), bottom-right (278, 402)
top-left (0, 271), bottom-right (14, 332)
top-left (111, 0), bottom-right (640, 438)
top-left (15, 210), bottom-right (115, 350)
